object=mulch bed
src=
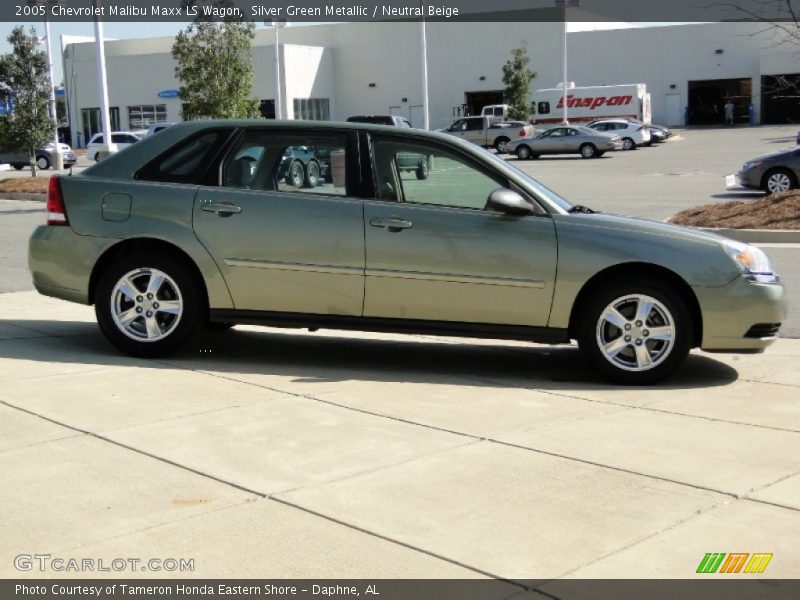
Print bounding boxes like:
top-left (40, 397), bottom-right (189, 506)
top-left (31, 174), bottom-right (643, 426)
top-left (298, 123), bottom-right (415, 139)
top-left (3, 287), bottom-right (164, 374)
top-left (0, 177), bottom-right (50, 194)
top-left (670, 191), bottom-right (800, 230)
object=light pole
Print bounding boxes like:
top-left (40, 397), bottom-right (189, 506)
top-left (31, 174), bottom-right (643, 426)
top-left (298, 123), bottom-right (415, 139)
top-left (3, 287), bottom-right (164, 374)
top-left (555, 0), bottom-right (580, 125)
top-left (28, 0), bottom-right (64, 170)
top-left (266, 20), bottom-right (287, 119)
top-left (420, 18), bottom-right (430, 130)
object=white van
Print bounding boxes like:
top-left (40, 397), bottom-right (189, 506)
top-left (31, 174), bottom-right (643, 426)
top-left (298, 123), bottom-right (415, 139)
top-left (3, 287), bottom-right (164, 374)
top-left (481, 104), bottom-right (510, 123)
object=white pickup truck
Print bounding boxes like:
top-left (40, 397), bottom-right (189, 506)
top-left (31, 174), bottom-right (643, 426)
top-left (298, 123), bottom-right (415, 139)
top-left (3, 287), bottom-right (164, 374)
top-left (440, 116), bottom-right (534, 151)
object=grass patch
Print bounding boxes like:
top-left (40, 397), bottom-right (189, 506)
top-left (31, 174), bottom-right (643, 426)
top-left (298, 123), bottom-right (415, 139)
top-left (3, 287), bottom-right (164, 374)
top-left (0, 177), bottom-right (50, 195)
top-left (670, 191), bottom-right (800, 230)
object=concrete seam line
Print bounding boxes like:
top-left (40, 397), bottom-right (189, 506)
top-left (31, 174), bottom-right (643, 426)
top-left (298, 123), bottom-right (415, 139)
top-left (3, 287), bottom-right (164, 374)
top-left (268, 496), bottom-right (527, 588)
top-left (0, 400), bottom-right (267, 499)
top-left (486, 438), bottom-right (739, 500)
top-left (552, 498), bottom-right (731, 579)
top-left (459, 373), bottom-right (800, 435)
top-left (160, 364), bottom-right (483, 440)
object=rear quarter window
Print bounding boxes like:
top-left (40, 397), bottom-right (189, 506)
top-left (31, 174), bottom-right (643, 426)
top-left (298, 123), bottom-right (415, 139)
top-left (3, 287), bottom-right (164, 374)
top-left (135, 128), bottom-right (235, 185)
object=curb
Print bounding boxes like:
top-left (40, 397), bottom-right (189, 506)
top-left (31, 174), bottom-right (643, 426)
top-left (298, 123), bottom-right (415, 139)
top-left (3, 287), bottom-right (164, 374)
top-left (698, 227), bottom-right (800, 244)
top-left (0, 193), bottom-right (45, 202)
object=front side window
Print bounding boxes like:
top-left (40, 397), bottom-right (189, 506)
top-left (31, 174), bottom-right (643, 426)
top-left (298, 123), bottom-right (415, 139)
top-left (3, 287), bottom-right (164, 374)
top-left (494, 107), bottom-right (504, 116)
top-left (537, 102), bottom-right (550, 115)
top-left (371, 138), bottom-right (506, 211)
top-left (222, 131), bottom-right (348, 197)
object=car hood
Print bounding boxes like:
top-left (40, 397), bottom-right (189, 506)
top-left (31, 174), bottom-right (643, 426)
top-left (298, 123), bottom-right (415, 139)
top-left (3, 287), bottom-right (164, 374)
top-left (749, 148), bottom-right (797, 163)
top-left (559, 211), bottom-right (731, 246)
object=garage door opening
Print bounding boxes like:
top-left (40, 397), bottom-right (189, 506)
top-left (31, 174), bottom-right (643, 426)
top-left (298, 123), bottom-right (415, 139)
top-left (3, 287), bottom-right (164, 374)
top-left (464, 90), bottom-right (504, 118)
top-left (688, 78), bottom-right (751, 125)
top-left (761, 74), bottom-right (800, 124)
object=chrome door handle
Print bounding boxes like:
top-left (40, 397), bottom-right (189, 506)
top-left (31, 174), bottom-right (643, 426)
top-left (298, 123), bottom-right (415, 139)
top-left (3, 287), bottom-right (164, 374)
top-left (370, 217), bottom-right (413, 232)
top-left (201, 202), bottom-right (242, 216)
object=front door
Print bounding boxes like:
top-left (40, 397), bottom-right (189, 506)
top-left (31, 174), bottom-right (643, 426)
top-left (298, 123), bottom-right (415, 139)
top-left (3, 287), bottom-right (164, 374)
top-left (364, 135), bottom-right (557, 326)
top-left (193, 129), bottom-right (365, 316)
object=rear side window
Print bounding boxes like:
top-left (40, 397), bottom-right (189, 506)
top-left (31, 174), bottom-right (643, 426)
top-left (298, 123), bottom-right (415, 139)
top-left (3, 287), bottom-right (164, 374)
top-left (465, 119), bottom-right (483, 131)
top-left (494, 107), bottom-right (504, 116)
top-left (135, 128), bottom-right (234, 184)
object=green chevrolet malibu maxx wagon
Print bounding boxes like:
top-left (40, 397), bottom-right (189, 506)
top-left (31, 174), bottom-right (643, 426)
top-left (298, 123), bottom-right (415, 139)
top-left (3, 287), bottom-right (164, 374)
top-left (29, 120), bottom-right (787, 383)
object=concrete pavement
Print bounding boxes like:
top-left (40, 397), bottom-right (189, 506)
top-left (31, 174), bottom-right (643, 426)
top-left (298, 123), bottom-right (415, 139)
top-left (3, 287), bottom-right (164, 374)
top-left (1, 292), bottom-right (798, 580)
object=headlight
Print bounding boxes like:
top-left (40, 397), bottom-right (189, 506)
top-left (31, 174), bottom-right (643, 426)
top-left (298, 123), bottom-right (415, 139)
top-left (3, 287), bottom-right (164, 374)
top-left (724, 241), bottom-right (780, 284)
top-left (742, 160), bottom-right (763, 171)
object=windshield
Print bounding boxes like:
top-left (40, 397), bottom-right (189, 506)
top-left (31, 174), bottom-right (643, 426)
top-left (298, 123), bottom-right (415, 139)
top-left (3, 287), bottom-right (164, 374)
top-left (482, 149), bottom-right (572, 212)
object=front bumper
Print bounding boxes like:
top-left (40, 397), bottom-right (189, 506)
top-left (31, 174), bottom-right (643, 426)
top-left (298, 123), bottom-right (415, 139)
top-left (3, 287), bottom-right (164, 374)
top-left (695, 276), bottom-right (787, 352)
top-left (727, 169), bottom-right (761, 190)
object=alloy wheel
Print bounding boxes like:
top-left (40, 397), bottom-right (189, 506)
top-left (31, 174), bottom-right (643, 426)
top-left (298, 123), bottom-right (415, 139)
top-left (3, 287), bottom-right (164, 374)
top-left (767, 172), bottom-right (792, 193)
top-left (110, 268), bottom-right (183, 342)
top-left (595, 294), bottom-right (675, 372)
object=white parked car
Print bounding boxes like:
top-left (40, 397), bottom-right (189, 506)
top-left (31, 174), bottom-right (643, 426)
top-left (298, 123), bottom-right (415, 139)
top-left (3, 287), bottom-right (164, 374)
top-left (587, 119), bottom-right (651, 150)
top-left (146, 122), bottom-right (174, 136)
top-left (86, 131), bottom-right (142, 161)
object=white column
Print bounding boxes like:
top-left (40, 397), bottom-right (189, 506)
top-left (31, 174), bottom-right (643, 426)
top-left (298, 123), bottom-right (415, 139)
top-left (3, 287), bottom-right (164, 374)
top-left (43, 16), bottom-right (64, 169)
top-left (562, 19), bottom-right (568, 124)
top-left (274, 24), bottom-right (282, 119)
top-left (93, 2), bottom-right (116, 159)
top-left (421, 20), bottom-right (430, 130)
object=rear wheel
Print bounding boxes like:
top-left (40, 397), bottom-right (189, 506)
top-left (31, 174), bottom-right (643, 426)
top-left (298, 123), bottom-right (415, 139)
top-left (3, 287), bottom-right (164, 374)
top-left (11, 163), bottom-right (24, 170)
top-left (95, 254), bottom-right (204, 357)
top-left (622, 137), bottom-right (636, 151)
top-left (576, 279), bottom-right (692, 384)
top-left (494, 136), bottom-right (510, 152)
top-left (415, 159), bottom-right (429, 180)
top-left (580, 143), bottom-right (597, 159)
top-left (762, 168), bottom-right (796, 194)
top-left (304, 160), bottom-right (321, 187)
top-left (516, 145), bottom-right (532, 160)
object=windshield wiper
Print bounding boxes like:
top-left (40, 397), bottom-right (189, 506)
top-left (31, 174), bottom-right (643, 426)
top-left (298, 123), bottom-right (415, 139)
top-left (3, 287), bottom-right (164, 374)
top-left (568, 204), bottom-right (598, 214)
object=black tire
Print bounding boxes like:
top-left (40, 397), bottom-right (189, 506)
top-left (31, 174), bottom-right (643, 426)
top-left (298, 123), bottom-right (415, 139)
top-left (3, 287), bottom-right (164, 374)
top-left (304, 160), bottom-right (321, 187)
top-left (597, 152), bottom-right (606, 158)
top-left (622, 137), bottom-right (636, 151)
top-left (415, 159), bottom-right (429, 180)
top-left (579, 143), bottom-right (597, 159)
top-left (761, 168), bottom-right (797, 194)
top-left (494, 136), bottom-right (510, 152)
top-left (36, 155), bottom-right (50, 171)
top-left (285, 160), bottom-right (305, 188)
top-left (11, 163), bottom-right (24, 170)
top-left (516, 145), bottom-right (533, 160)
top-left (95, 253), bottom-right (205, 358)
top-left (575, 278), bottom-right (693, 385)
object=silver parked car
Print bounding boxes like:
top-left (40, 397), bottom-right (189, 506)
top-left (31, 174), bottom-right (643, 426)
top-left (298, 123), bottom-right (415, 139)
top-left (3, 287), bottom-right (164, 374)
top-left (506, 125), bottom-right (622, 159)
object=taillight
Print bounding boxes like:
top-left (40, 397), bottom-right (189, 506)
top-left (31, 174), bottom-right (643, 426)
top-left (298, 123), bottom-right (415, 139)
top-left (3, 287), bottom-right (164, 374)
top-left (519, 129), bottom-right (527, 137)
top-left (46, 176), bottom-right (68, 226)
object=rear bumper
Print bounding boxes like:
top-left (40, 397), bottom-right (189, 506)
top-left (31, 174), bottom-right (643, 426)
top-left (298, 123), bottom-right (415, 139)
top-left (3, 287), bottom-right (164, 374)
top-left (695, 276), bottom-right (788, 352)
top-left (29, 225), bottom-right (118, 305)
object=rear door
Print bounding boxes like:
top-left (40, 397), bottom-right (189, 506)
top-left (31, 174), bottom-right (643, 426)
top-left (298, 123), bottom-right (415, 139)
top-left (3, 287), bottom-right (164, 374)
top-left (192, 128), bottom-right (366, 315)
top-left (463, 118), bottom-right (486, 145)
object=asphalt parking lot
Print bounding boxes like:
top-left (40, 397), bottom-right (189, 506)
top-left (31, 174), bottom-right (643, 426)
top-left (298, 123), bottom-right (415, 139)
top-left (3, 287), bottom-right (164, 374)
top-left (1, 126), bottom-right (798, 583)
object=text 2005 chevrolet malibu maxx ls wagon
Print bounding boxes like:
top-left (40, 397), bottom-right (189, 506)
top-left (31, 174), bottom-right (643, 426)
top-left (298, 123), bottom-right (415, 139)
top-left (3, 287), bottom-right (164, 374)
top-left (29, 121), bottom-right (786, 383)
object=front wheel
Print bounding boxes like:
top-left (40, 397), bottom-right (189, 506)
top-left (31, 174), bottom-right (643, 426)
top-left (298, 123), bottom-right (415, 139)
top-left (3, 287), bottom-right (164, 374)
top-left (286, 160), bottom-right (305, 188)
top-left (304, 160), bottom-right (321, 187)
top-left (580, 144), bottom-right (597, 159)
top-left (95, 254), bottom-right (205, 358)
top-left (516, 145), bottom-right (532, 160)
top-left (36, 155), bottom-right (51, 170)
top-left (576, 280), bottom-right (692, 384)
top-left (762, 168), bottom-right (796, 194)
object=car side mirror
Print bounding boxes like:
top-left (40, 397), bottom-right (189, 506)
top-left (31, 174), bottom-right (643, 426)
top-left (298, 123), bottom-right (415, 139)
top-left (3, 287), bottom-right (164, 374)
top-left (485, 188), bottom-right (534, 216)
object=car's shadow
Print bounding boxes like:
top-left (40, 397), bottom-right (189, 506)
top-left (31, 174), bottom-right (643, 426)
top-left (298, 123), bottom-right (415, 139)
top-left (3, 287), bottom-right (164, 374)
top-left (710, 191), bottom-right (765, 200)
top-left (0, 319), bottom-right (739, 392)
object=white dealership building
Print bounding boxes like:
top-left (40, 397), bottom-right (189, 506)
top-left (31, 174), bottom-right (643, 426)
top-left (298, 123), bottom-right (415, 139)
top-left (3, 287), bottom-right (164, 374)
top-left (62, 21), bottom-right (799, 147)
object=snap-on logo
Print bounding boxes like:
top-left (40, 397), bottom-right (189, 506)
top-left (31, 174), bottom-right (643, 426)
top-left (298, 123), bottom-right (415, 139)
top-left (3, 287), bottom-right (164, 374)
top-left (556, 94), bottom-right (634, 110)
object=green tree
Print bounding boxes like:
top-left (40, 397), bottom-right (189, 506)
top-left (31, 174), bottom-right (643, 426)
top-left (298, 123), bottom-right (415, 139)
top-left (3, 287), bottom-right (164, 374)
top-left (0, 26), bottom-right (54, 177)
top-left (502, 43), bottom-right (537, 121)
top-left (172, 1), bottom-right (260, 120)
